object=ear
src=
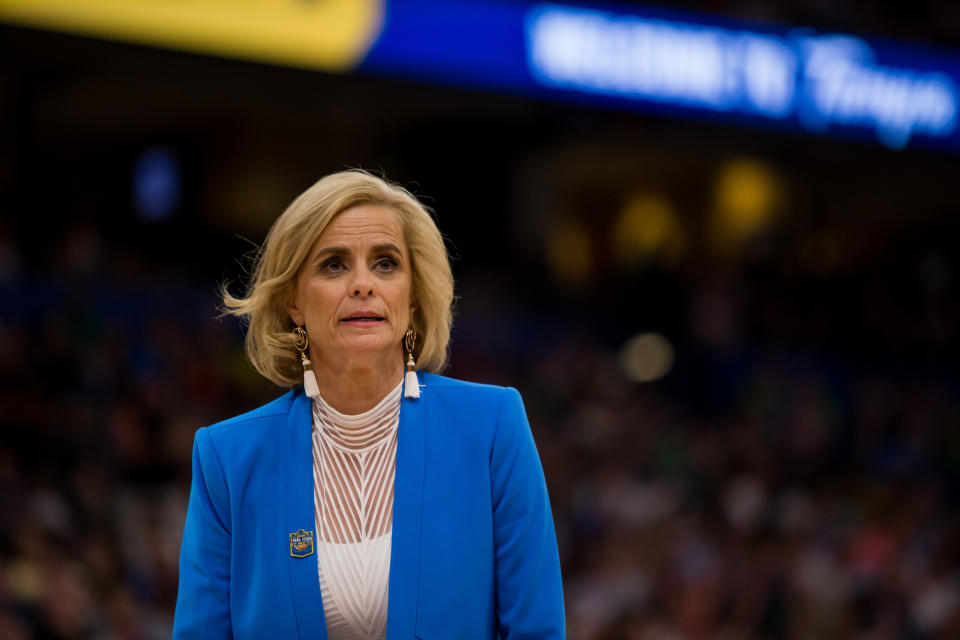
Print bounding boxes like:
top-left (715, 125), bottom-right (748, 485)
top-left (286, 299), bottom-right (303, 327)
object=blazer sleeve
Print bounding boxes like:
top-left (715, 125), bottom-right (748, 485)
top-left (491, 387), bottom-right (566, 639)
top-left (173, 427), bottom-right (233, 639)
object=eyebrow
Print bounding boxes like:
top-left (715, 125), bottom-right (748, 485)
top-left (312, 243), bottom-right (404, 261)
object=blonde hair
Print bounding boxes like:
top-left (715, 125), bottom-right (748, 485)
top-left (223, 169), bottom-right (454, 388)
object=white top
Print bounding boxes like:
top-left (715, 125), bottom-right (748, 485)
top-left (311, 380), bottom-right (401, 640)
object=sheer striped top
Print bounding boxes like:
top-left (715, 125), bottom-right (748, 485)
top-left (311, 380), bottom-right (401, 640)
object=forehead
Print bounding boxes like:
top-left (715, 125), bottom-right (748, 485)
top-left (314, 203), bottom-right (406, 250)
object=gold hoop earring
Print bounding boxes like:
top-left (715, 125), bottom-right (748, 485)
top-left (403, 328), bottom-right (420, 399)
top-left (293, 326), bottom-right (319, 398)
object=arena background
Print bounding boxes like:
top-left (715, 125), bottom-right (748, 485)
top-left (1, 1), bottom-right (960, 638)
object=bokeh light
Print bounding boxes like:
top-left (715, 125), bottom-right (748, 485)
top-left (618, 332), bottom-right (675, 382)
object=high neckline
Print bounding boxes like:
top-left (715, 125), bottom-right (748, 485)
top-left (312, 380), bottom-right (402, 454)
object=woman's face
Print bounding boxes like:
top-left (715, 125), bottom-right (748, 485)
top-left (287, 203), bottom-right (414, 369)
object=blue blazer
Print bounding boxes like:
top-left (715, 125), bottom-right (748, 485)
top-left (173, 372), bottom-right (565, 639)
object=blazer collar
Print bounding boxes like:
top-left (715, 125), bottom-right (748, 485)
top-left (387, 376), bottom-right (426, 638)
top-left (284, 390), bottom-right (328, 639)
top-left (283, 378), bottom-right (427, 639)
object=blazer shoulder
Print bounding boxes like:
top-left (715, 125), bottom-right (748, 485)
top-left (421, 371), bottom-right (518, 397)
top-left (203, 388), bottom-right (300, 438)
top-left (420, 372), bottom-right (525, 423)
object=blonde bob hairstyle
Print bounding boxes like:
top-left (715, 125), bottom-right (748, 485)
top-left (223, 169), bottom-right (454, 388)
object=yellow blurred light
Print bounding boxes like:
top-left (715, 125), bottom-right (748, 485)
top-left (612, 193), bottom-right (684, 268)
top-left (214, 166), bottom-right (293, 233)
top-left (619, 332), bottom-right (674, 382)
top-left (0, 0), bottom-right (384, 72)
top-left (546, 219), bottom-right (592, 287)
top-left (712, 158), bottom-right (781, 254)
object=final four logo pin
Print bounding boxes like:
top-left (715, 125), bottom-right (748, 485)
top-left (289, 529), bottom-right (314, 558)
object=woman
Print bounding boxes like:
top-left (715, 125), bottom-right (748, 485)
top-left (173, 170), bottom-right (565, 639)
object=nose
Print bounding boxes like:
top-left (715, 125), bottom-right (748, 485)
top-left (349, 266), bottom-right (375, 298)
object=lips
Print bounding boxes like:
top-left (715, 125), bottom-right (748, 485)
top-left (340, 311), bottom-right (385, 323)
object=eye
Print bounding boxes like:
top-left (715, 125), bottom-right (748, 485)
top-left (374, 256), bottom-right (399, 273)
top-left (320, 257), bottom-right (346, 273)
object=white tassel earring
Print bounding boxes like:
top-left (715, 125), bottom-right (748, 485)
top-left (293, 326), bottom-right (320, 398)
top-left (404, 328), bottom-right (420, 399)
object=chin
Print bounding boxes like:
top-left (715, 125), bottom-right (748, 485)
top-left (341, 336), bottom-right (397, 355)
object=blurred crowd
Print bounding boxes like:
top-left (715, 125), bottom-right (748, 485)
top-left (1, 216), bottom-right (958, 640)
top-left (530, 339), bottom-right (960, 639)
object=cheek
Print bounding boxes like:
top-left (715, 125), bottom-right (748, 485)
top-left (392, 278), bottom-right (414, 316)
top-left (302, 280), bottom-right (343, 322)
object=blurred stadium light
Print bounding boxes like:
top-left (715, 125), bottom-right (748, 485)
top-left (711, 158), bottom-right (782, 256)
top-left (547, 217), bottom-right (593, 288)
top-left (611, 193), bottom-right (684, 269)
top-left (132, 146), bottom-right (181, 223)
top-left (619, 332), bottom-right (674, 382)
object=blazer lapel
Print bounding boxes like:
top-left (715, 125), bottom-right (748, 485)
top-left (284, 390), bottom-right (328, 640)
top-left (386, 378), bottom-right (427, 639)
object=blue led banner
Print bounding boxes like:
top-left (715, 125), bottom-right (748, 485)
top-left (4, 0), bottom-right (955, 150)
top-left (361, 1), bottom-right (960, 151)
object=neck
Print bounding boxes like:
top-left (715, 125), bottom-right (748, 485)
top-left (311, 348), bottom-right (404, 415)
